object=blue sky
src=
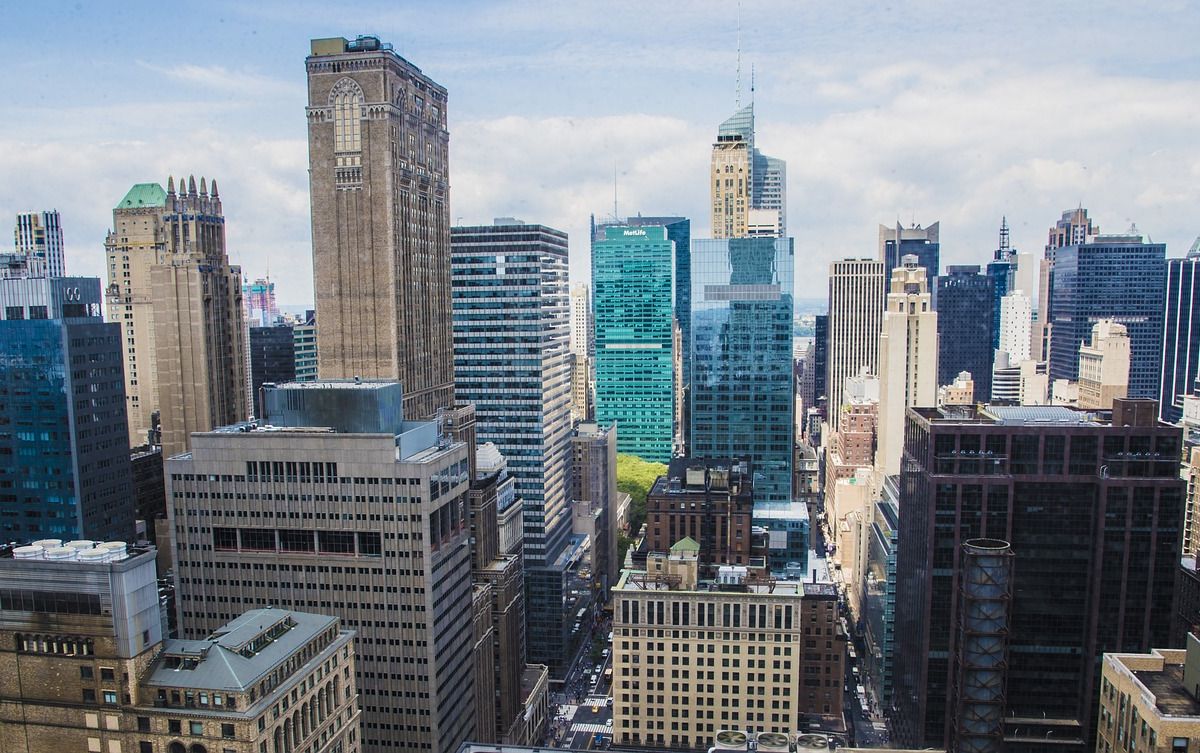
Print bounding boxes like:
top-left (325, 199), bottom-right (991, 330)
top-left (2, 0), bottom-right (1199, 304)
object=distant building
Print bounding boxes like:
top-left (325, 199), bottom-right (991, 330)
top-left (1160, 241), bottom-right (1200, 423)
top-left (893, 401), bottom-right (1183, 753)
top-left (248, 324), bottom-right (296, 415)
top-left (937, 371), bottom-right (975, 406)
top-left (106, 177), bottom-right (247, 454)
top-left (568, 283), bottom-right (594, 422)
top-left (875, 258), bottom-right (938, 477)
top-left (828, 368), bottom-right (879, 481)
top-left (827, 260), bottom-right (885, 432)
top-left (1036, 207), bottom-right (1098, 362)
top-left (880, 221), bottom-right (939, 281)
top-left (242, 275), bottom-right (278, 327)
top-left (690, 237), bottom-right (795, 502)
top-left (863, 482), bottom-right (899, 706)
top-left (612, 543), bottom-right (843, 749)
top-left (710, 104), bottom-right (786, 239)
top-left (592, 223), bottom-right (675, 462)
top-left (293, 310), bottom-right (317, 381)
top-left (571, 422), bottom-right (619, 594)
top-left (0, 276), bottom-right (134, 542)
top-left (0, 544), bottom-right (361, 753)
top-left (1048, 228), bottom-right (1164, 399)
top-left (1077, 319), bottom-right (1130, 409)
top-left (13, 209), bottom-right (65, 277)
top-left (1097, 635), bottom-right (1200, 753)
top-left (936, 265), bottom-right (993, 398)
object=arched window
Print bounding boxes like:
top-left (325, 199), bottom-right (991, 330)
top-left (189, 745), bottom-right (207, 753)
top-left (329, 78), bottom-right (363, 153)
top-left (168, 742), bottom-right (186, 753)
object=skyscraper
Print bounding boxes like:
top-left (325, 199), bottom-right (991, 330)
top-left (592, 223), bottom-right (675, 463)
top-left (893, 401), bottom-right (1182, 753)
top-left (710, 104), bottom-right (786, 239)
top-left (450, 221), bottom-right (575, 671)
top-left (826, 259), bottom-right (885, 432)
top-left (1160, 240), bottom-right (1200, 423)
top-left (875, 258), bottom-right (938, 477)
top-left (1076, 319), bottom-right (1130, 410)
top-left (243, 275), bottom-right (278, 327)
top-left (105, 177), bottom-right (247, 454)
top-left (307, 35), bottom-right (454, 419)
top-left (169, 381), bottom-right (474, 753)
top-left (293, 310), bottom-right (318, 382)
top-left (568, 283), bottom-right (593, 422)
top-left (0, 276), bottom-right (134, 542)
top-left (1047, 229), bottom-right (1166, 399)
top-left (690, 237), bottom-right (795, 503)
top-left (1035, 207), bottom-right (1098, 361)
top-left (249, 324), bottom-right (296, 415)
top-left (935, 264), bottom-right (993, 398)
top-left (13, 209), bottom-right (65, 277)
top-left (879, 222), bottom-right (939, 281)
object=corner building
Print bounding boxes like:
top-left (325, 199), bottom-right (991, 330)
top-left (168, 382), bottom-right (475, 753)
top-left (306, 36), bottom-right (454, 419)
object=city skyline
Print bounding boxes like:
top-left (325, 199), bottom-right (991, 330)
top-left (1, 1), bottom-right (1198, 305)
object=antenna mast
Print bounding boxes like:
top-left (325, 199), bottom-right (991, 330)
top-left (613, 164), bottom-right (619, 223)
top-left (735, 1), bottom-right (743, 108)
top-left (999, 216), bottom-right (1010, 252)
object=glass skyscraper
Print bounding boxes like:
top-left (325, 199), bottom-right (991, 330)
top-left (689, 237), bottom-right (795, 503)
top-left (592, 224), bottom-right (675, 463)
top-left (1048, 232), bottom-right (1166, 399)
top-left (1160, 242), bottom-right (1200, 423)
top-left (936, 265), bottom-right (994, 397)
top-left (0, 277), bottom-right (134, 542)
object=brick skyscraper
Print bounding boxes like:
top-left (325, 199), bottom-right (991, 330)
top-left (306, 35), bottom-right (454, 419)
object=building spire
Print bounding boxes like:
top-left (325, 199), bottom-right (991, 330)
top-left (735, 0), bottom-right (742, 108)
top-left (999, 216), bottom-right (1010, 251)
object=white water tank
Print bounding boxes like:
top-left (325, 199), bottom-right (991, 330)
top-left (98, 541), bottom-right (128, 560)
top-left (12, 545), bottom-right (44, 559)
top-left (64, 540), bottom-right (96, 551)
top-left (78, 549), bottom-right (112, 564)
top-left (31, 538), bottom-right (63, 549)
top-left (44, 546), bottom-right (78, 560)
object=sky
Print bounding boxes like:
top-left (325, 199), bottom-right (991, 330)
top-left (1, 0), bottom-right (1198, 306)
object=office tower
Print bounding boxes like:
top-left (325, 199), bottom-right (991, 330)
top-left (893, 401), bottom-right (1183, 752)
top-left (645, 458), bottom-right (757, 569)
top-left (571, 422), bottom-right (618, 594)
top-left (612, 545), bottom-right (843, 749)
top-left (168, 381), bottom-right (474, 753)
top-left (936, 265), bottom-right (993, 399)
top-left (294, 310), bottom-right (318, 381)
top-left (986, 218), bottom-right (1016, 348)
top-left (879, 222), bottom-right (939, 281)
top-left (449, 221), bottom-right (575, 673)
top-left (106, 177), bottom-right (247, 454)
top-left (243, 275), bottom-right (278, 327)
top-left (592, 223), bottom-right (675, 462)
top-left (568, 283), bottom-right (593, 422)
top-left (1097, 636), bottom-right (1200, 753)
top-left (13, 209), bottom-right (65, 277)
top-left (710, 104), bottom-right (786, 239)
top-left (827, 260), bottom-right (885, 431)
top-left (307, 35), bottom-right (454, 419)
top-left (1160, 241), bottom-right (1200, 423)
top-left (1036, 207), bottom-right (1098, 361)
top-left (249, 324), bottom-right (296, 415)
top-left (863, 481), bottom-right (899, 707)
top-left (0, 276), bottom-right (134, 542)
top-left (1047, 229), bottom-right (1165, 399)
top-left (0, 543), bottom-right (361, 753)
top-left (875, 259), bottom-right (938, 477)
top-left (998, 291), bottom-right (1033, 363)
top-left (1077, 320), bottom-right (1130, 409)
top-left (690, 237), bottom-right (795, 502)
top-left (812, 313), bottom-right (828, 415)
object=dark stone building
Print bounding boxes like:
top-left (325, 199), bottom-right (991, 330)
top-left (1159, 246), bottom-right (1200, 423)
top-left (645, 458), bottom-right (759, 571)
top-left (936, 265), bottom-right (994, 399)
top-left (249, 324), bottom-right (296, 416)
top-left (893, 400), bottom-right (1184, 753)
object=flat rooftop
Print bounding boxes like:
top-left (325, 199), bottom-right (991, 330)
top-left (615, 568), bottom-right (809, 596)
top-left (1134, 663), bottom-right (1200, 717)
top-left (911, 404), bottom-right (1107, 426)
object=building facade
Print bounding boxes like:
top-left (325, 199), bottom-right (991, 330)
top-left (690, 238), bottom-right (794, 502)
top-left (571, 422), bottom-right (618, 593)
top-left (249, 325), bottom-right (296, 416)
top-left (0, 545), bottom-right (360, 753)
top-left (612, 545), bottom-right (843, 750)
top-left (1160, 244), bottom-right (1200, 424)
top-left (875, 260), bottom-right (938, 477)
top-left (243, 276), bottom-right (278, 327)
top-left (306, 35), bottom-right (454, 419)
top-left (167, 382), bottom-right (476, 753)
top-left (936, 265), bottom-right (993, 399)
top-left (568, 283), bottom-right (594, 422)
top-left (1096, 635), bottom-right (1200, 753)
top-left (645, 458), bottom-right (757, 569)
top-left (13, 209), bottom-right (66, 277)
top-left (293, 311), bottom-right (318, 382)
top-left (592, 223), bottom-right (675, 462)
top-left (1077, 320), bottom-right (1130, 410)
top-left (710, 105), bottom-right (786, 240)
top-left (106, 178), bottom-right (246, 451)
top-left (0, 276), bottom-right (134, 542)
top-left (1048, 232), bottom-right (1165, 400)
top-left (879, 222), bottom-right (939, 281)
top-left (827, 260), bottom-right (885, 432)
top-left (892, 402), bottom-right (1184, 753)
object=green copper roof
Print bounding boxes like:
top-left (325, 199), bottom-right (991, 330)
top-left (116, 183), bottom-right (167, 210)
top-left (670, 536), bottom-right (700, 553)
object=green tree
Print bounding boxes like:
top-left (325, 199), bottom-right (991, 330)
top-left (616, 453), bottom-right (666, 535)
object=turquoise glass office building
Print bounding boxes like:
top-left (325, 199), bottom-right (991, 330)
top-left (592, 224), bottom-right (675, 463)
top-left (689, 237), bottom-right (795, 503)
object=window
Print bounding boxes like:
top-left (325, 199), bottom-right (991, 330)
top-left (221, 724), bottom-right (234, 739)
top-left (190, 721), bottom-right (203, 736)
top-left (330, 78), bottom-right (364, 153)
top-left (138, 717), bottom-right (151, 732)
top-left (169, 720), bottom-right (182, 734)
top-left (83, 688), bottom-right (97, 702)
top-left (139, 743), bottom-right (153, 753)
top-left (103, 691), bottom-right (118, 704)
top-left (101, 667), bottom-right (115, 681)
top-left (81, 666), bottom-right (94, 679)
